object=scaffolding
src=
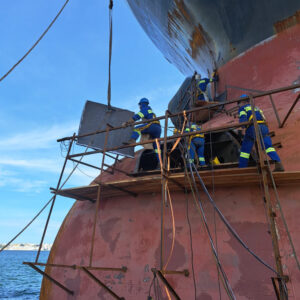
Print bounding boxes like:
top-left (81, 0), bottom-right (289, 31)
top-left (23, 82), bottom-right (300, 299)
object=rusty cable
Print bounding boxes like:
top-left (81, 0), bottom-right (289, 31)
top-left (0, 0), bottom-right (70, 83)
top-left (163, 185), bottom-right (175, 270)
top-left (0, 197), bottom-right (53, 253)
top-left (179, 140), bottom-right (235, 299)
top-left (107, 0), bottom-right (113, 109)
top-left (183, 161), bottom-right (197, 299)
top-left (181, 151), bottom-right (236, 300)
top-left (3, 122), bottom-right (104, 254)
top-left (0, 142), bottom-right (84, 253)
top-left (207, 100), bottom-right (222, 299)
top-left (190, 161), bottom-right (279, 275)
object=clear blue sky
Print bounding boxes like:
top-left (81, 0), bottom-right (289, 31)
top-left (0, 0), bottom-right (184, 244)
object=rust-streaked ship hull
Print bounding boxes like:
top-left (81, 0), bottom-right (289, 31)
top-left (41, 1), bottom-right (300, 299)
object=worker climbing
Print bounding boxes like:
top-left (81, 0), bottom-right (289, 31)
top-left (123, 98), bottom-right (161, 161)
top-left (185, 122), bottom-right (206, 166)
top-left (238, 94), bottom-right (284, 172)
top-left (195, 71), bottom-right (218, 102)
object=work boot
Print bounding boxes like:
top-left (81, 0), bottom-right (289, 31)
top-left (123, 138), bottom-right (136, 145)
top-left (273, 161), bottom-right (285, 172)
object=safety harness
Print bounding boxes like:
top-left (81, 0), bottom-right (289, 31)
top-left (134, 109), bottom-right (161, 133)
top-left (240, 105), bottom-right (267, 127)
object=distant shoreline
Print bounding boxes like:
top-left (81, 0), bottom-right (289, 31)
top-left (0, 243), bottom-right (52, 251)
top-left (1, 249), bottom-right (50, 251)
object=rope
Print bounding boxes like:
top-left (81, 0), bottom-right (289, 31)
top-left (179, 142), bottom-right (234, 299)
top-left (156, 136), bottom-right (176, 300)
top-left (155, 139), bottom-right (163, 173)
top-left (208, 110), bottom-right (222, 299)
top-left (0, 0), bottom-right (70, 83)
top-left (169, 111), bottom-right (188, 153)
top-left (182, 155), bottom-right (236, 300)
top-left (184, 170), bottom-right (197, 299)
top-left (163, 186), bottom-right (175, 270)
top-left (0, 144), bottom-right (84, 253)
top-left (190, 162), bottom-right (279, 275)
top-left (107, 0), bottom-right (113, 108)
top-left (0, 197), bottom-right (53, 253)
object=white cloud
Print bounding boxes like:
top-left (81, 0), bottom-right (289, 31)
top-left (0, 158), bottom-right (58, 172)
top-left (0, 156), bottom-right (99, 191)
top-left (0, 123), bottom-right (78, 151)
top-left (0, 174), bottom-right (48, 193)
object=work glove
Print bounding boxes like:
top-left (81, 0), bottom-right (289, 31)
top-left (122, 119), bottom-right (134, 127)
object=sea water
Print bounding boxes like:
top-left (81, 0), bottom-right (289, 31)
top-left (0, 251), bottom-right (49, 299)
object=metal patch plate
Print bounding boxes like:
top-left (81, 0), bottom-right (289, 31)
top-left (77, 101), bottom-right (135, 158)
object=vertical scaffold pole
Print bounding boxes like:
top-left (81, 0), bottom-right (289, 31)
top-left (35, 133), bottom-right (76, 263)
top-left (249, 96), bottom-right (287, 299)
top-left (89, 125), bottom-right (110, 267)
top-left (160, 111), bottom-right (169, 270)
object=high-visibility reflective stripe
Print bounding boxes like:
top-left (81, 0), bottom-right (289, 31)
top-left (240, 152), bottom-right (250, 159)
top-left (189, 159), bottom-right (194, 163)
top-left (199, 157), bottom-right (205, 161)
top-left (266, 147), bottom-right (275, 153)
top-left (185, 128), bottom-right (190, 132)
top-left (193, 134), bottom-right (204, 138)
top-left (155, 149), bottom-right (159, 153)
top-left (239, 111), bottom-right (247, 117)
top-left (137, 112), bottom-right (144, 118)
top-left (133, 129), bottom-right (142, 136)
top-left (148, 110), bottom-right (153, 114)
top-left (248, 114), bottom-right (265, 123)
top-left (244, 106), bottom-right (251, 111)
top-left (209, 78), bottom-right (213, 82)
top-left (199, 80), bottom-right (206, 83)
top-left (152, 120), bottom-right (161, 125)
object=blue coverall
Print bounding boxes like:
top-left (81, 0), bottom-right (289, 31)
top-left (130, 103), bottom-right (161, 160)
top-left (186, 123), bottom-right (205, 165)
top-left (238, 104), bottom-right (280, 168)
top-left (197, 77), bottom-right (217, 101)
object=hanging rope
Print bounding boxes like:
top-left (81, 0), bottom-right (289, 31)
top-left (0, 144), bottom-right (85, 253)
top-left (107, 0), bottom-right (113, 109)
top-left (0, 197), bottom-right (53, 253)
top-left (0, 0), bottom-right (70, 83)
top-left (181, 153), bottom-right (236, 300)
top-left (190, 161), bottom-right (279, 275)
top-left (184, 174), bottom-right (197, 299)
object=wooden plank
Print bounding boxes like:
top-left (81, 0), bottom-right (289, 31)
top-left (54, 169), bottom-right (300, 200)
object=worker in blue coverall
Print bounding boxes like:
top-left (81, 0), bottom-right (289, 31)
top-left (195, 71), bottom-right (218, 101)
top-left (238, 94), bottom-right (284, 172)
top-left (123, 98), bottom-right (161, 161)
top-left (186, 122), bottom-right (206, 165)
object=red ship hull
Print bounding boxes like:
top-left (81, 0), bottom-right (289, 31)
top-left (41, 24), bottom-right (300, 299)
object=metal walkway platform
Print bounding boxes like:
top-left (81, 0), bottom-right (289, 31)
top-left (52, 167), bottom-right (300, 201)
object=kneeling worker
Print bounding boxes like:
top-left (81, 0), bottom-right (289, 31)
top-left (238, 95), bottom-right (284, 172)
top-left (195, 71), bottom-right (218, 102)
top-left (123, 98), bottom-right (161, 161)
top-left (186, 122), bottom-right (206, 166)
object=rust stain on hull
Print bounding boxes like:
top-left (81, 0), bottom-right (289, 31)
top-left (188, 24), bottom-right (210, 59)
top-left (274, 10), bottom-right (300, 33)
top-left (174, 0), bottom-right (190, 22)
